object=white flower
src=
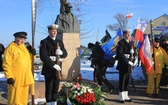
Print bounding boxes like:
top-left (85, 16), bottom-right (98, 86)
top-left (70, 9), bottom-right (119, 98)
top-left (88, 89), bottom-right (92, 93)
top-left (77, 87), bottom-right (80, 90)
top-left (83, 90), bottom-right (86, 93)
top-left (80, 91), bottom-right (83, 95)
top-left (74, 90), bottom-right (77, 94)
top-left (77, 93), bottom-right (80, 96)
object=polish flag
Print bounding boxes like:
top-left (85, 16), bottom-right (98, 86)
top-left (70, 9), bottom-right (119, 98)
top-left (126, 13), bottom-right (133, 18)
top-left (135, 18), bottom-right (147, 42)
top-left (139, 35), bottom-right (154, 72)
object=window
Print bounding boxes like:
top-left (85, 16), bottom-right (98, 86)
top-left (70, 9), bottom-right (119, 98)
top-left (162, 21), bottom-right (166, 25)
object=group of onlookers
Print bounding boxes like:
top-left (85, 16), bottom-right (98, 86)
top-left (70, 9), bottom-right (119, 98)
top-left (88, 30), bottom-right (168, 103)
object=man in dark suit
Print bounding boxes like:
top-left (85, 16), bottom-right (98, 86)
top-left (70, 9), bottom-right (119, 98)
top-left (116, 30), bottom-right (134, 103)
top-left (0, 43), bottom-right (5, 72)
top-left (88, 42), bottom-right (115, 94)
top-left (40, 24), bottom-right (68, 105)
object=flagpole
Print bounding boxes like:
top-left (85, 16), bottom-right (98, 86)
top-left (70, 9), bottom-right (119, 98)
top-left (150, 19), bottom-right (157, 98)
top-left (31, 0), bottom-right (37, 104)
top-left (127, 7), bottom-right (130, 29)
top-left (126, 7), bottom-right (132, 31)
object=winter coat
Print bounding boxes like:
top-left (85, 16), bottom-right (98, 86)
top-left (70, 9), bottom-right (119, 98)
top-left (3, 42), bottom-right (34, 87)
top-left (116, 39), bottom-right (134, 73)
top-left (91, 44), bottom-right (115, 67)
top-left (0, 43), bottom-right (5, 71)
top-left (91, 44), bottom-right (105, 65)
top-left (40, 36), bottom-right (68, 76)
top-left (147, 46), bottom-right (168, 74)
top-left (0, 43), bottom-right (5, 60)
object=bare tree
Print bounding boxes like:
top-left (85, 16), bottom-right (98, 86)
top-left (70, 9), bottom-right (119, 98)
top-left (106, 13), bottom-right (128, 32)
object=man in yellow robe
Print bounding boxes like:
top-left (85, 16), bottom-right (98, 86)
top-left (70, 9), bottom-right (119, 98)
top-left (3, 32), bottom-right (36, 105)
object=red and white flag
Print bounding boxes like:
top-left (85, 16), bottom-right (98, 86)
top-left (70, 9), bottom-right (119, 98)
top-left (135, 18), bottom-right (147, 42)
top-left (126, 13), bottom-right (133, 18)
top-left (139, 35), bottom-right (154, 72)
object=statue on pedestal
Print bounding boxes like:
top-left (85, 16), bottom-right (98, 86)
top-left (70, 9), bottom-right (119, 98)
top-left (55, 2), bottom-right (80, 33)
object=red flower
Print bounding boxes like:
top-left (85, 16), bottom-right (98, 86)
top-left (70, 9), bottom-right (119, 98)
top-left (76, 92), bottom-right (96, 105)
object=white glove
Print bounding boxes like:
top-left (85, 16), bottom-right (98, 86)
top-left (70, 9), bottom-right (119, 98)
top-left (55, 49), bottom-right (63, 55)
top-left (53, 64), bottom-right (61, 71)
top-left (130, 48), bottom-right (134, 54)
top-left (128, 61), bottom-right (134, 67)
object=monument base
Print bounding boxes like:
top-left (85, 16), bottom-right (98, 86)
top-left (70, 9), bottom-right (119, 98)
top-left (61, 33), bottom-right (80, 80)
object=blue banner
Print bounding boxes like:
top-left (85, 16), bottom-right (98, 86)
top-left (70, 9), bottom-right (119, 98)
top-left (101, 28), bottom-right (122, 60)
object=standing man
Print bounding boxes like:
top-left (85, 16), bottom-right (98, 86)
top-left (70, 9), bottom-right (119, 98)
top-left (0, 43), bottom-right (5, 71)
top-left (40, 24), bottom-right (67, 105)
top-left (146, 37), bottom-right (168, 96)
top-left (3, 32), bottom-right (36, 105)
top-left (116, 30), bottom-right (134, 103)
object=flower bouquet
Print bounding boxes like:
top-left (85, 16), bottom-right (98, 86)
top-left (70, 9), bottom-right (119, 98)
top-left (58, 81), bottom-right (106, 105)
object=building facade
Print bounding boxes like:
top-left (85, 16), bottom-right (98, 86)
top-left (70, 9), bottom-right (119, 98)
top-left (144, 14), bottom-right (168, 36)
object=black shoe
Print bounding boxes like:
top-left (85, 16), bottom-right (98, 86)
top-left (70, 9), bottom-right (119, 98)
top-left (119, 100), bottom-right (125, 103)
top-left (125, 99), bottom-right (132, 102)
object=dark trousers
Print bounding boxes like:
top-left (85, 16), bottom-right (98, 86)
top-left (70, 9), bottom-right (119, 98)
top-left (119, 71), bottom-right (130, 92)
top-left (0, 60), bottom-right (3, 72)
top-left (44, 75), bottom-right (60, 102)
top-left (97, 64), bottom-right (115, 90)
top-left (93, 66), bottom-right (98, 83)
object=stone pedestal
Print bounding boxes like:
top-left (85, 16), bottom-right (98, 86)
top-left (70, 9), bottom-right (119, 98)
top-left (61, 33), bottom-right (80, 80)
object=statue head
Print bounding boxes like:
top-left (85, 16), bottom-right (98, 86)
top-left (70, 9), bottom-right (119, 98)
top-left (64, 2), bottom-right (72, 13)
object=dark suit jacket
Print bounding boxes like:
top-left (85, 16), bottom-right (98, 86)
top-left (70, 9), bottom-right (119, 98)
top-left (0, 43), bottom-right (5, 71)
top-left (40, 36), bottom-right (68, 76)
top-left (91, 44), bottom-right (106, 66)
top-left (116, 39), bottom-right (134, 73)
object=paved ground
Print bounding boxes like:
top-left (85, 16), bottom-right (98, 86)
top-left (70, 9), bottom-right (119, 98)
top-left (0, 80), bottom-right (168, 105)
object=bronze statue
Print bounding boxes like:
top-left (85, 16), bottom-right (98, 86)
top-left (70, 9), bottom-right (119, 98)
top-left (55, 2), bottom-right (80, 33)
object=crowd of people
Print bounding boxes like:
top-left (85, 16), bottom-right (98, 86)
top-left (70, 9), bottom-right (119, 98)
top-left (1, 29), bottom-right (168, 104)
top-left (87, 30), bottom-right (168, 103)
top-left (1, 25), bottom-right (67, 105)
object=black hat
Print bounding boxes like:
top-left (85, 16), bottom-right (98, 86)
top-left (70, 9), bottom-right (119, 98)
top-left (47, 24), bottom-right (58, 30)
top-left (13, 31), bottom-right (27, 39)
top-left (154, 37), bottom-right (160, 42)
top-left (95, 41), bottom-right (101, 45)
top-left (88, 43), bottom-right (95, 49)
top-left (64, 2), bottom-right (72, 8)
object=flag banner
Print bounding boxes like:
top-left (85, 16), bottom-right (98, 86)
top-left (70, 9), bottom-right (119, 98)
top-left (101, 30), bottom-right (111, 44)
top-left (126, 13), bottom-right (133, 18)
top-left (137, 41), bottom-right (143, 49)
top-left (135, 18), bottom-right (147, 42)
top-left (101, 28), bottom-right (122, 60)
top-left (139, 35), bottom-right (154, 72)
